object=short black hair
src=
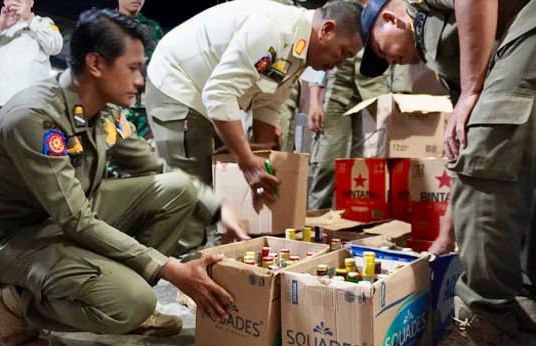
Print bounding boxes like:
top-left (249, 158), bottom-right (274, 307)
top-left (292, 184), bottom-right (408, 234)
top-left (69, 8), bottom-right (148, 74)
top-left (320, 1), bottom-right (363, 34)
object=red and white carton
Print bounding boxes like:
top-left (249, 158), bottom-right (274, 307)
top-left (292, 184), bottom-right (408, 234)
top-left (335, 158), bottom-right (389, 223)
top-left (409, 158), bottom-right (452, 241)
top-left (388, 159), bottom-right (411, 222)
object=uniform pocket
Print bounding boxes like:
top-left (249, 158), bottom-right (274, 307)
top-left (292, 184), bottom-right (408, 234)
top-left (149, 106), bottom-right (191, 160)
top-left (448, 92), bottom-right (533, 181)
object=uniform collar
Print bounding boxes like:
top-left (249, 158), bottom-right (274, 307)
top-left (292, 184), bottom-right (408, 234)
top-left (59, 70), bottom-right (89, 134)
top-left (290, 9), bottom-right (315, 61)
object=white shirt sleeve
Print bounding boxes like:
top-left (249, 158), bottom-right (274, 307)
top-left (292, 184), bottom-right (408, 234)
top-left (202, 15), bottom-right (283, 122)
top-left (300, 67), bottom-right (326, 86)
top-left (28, 16), bottom-right (63, 56)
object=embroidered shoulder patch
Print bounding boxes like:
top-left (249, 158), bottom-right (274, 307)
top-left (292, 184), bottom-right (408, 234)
top-left (294, 39), bottom-right (307, 56)
top-left (42, 129), bottom-right (66, 156)
top-left (255, 56), bottom-right (272, 73)
top-left (103, 118), bottom-right (117, 146)
top-left (67, 136), bottom-right (84, 155)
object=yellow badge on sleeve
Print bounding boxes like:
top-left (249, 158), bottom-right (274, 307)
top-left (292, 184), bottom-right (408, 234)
top-left (103, 118), bottom-right (117, 146)
top-left (271, 59), bottom-right (290, 74)
top-left (294, 39), bottom-right (307, 56)
top-left (67, 136), bottom-right (84, 155)
top-left (49, 24), bottom-right (60, 32)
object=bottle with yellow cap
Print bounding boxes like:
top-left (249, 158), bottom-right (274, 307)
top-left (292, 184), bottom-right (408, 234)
top-left (335, 268), bottom-right (348, 280)
top-left (285, 228), bottom-right (296, 240)
top-left (362, 251), bottom-right (376, 282)
top-left (344, 258), bottom-right (357, 273)
top-left (303, 226), bottom-right (313, 242)
top-left (279, 249), bottom-right (290, 262)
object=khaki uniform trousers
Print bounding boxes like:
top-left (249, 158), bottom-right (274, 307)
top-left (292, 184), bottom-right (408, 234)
top-left (145, 79), bottom-right (217, 187)
top-left (0, 172), bottom-right (204, 334)
top-left (278, 81), bottom-right (300, 153)
top-left (449, 0), bottom-right (536, 335)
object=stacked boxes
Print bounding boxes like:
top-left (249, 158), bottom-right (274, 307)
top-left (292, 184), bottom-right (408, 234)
top-left (409, 158), bottom-right (452, 241)
top-left (337, 93), bottom-right (454, 245)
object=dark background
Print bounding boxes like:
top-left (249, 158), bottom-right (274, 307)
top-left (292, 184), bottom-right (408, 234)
top-left (33, 0), bottom-right (224, 32)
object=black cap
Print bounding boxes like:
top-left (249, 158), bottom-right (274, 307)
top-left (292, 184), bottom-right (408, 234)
top-left (359, 0), bottom-right (390, 77)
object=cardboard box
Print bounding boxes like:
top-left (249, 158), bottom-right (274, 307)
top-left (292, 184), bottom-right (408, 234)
top-left (389, 159), bottom-right (412, 222)
top-left (334, 158), bottom-right (390, 222)
top-left (409, 158), bottom-right (451, 241)
top-left (196, 237), bottom-right (329, 346)
top-left (213, 150), bottom-right (309, 235)
top-left (305, 210), bottom-right (412, 244)
top-left (345, 93), bottom-right (452, 158)
top-left (350, 236), bottom-right (463, 345)
top-left (281, 247), bottom-right (431, 346)
top-left (428, 253), bottom-right (462, 344)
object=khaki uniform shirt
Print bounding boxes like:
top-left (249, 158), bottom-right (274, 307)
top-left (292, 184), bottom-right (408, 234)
top-left (406, 0), bottom-right (460, 98)
top-left (407, 0), bottom-right (529, 100)
top-left (0, 71), bottom-right (218, 283)
top-left (147, 0), bottom-right (313, 127)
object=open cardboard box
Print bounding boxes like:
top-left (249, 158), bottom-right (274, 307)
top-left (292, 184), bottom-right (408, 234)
top-left (213, 150), bottom-right (309, 235)
top-left (305, 210), bottom-right (411, 245)
top-left (196, 236), bottom-right (329, 346)
top-left (281, 247), bottom-right (431, 346)
top-left (345, 93), bottom-right (452, 158)
top-left (350, 236), bottom-right (462, 345)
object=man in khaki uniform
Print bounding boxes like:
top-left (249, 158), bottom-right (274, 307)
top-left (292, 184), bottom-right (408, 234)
top-left (0, 9), bottom-right (247, 345)
top-left (145, 0), bottom-right (363, 215)
top-left (307, 50), bottom-right (412, 209)
top-left (359, 0), bottom-right (536, 343)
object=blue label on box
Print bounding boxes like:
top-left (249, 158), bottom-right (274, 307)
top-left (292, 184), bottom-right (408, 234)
top-left (291, 279), bottom-right (298, 305)
top-left (382, 292), bottom-right (430, 346)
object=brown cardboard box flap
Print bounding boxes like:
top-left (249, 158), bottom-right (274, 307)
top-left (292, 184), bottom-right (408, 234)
top-left (364, 220), bottom-right (411, 239)
top-left (351, 235), bottom-right (398, 248)
top-left (305, 209), bottom-right (365, 231)
top-left (344, 96), bottom-right (379, 116)
top-left (392, 94), bottom-right (453, 114)
top-left (344, 93), bottom-right (452, 116)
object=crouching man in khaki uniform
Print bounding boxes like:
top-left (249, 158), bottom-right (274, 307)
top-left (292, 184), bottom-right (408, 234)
top-left (0, 9), bottom-right (247, 345)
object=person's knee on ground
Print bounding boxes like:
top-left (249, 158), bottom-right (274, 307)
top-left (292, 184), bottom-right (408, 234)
top-left (52, 271), bottom-right (156, 335)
